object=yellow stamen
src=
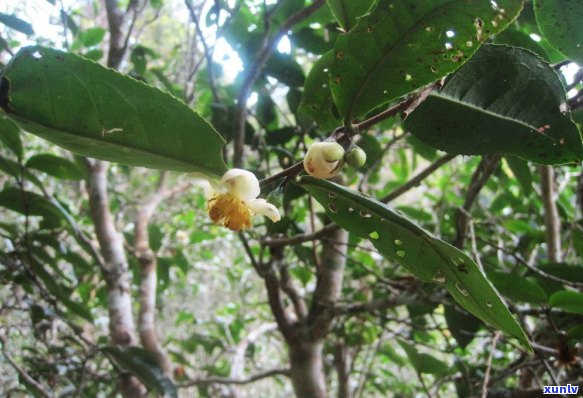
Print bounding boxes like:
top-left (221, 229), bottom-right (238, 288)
top-left (208, 193), bottom-right (252, 231)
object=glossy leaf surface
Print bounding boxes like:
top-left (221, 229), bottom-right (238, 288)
top-left (330, 0), bottom-right (523, 120)
top-left (1, 46), bottom-right (227, 176)
top-left (298, 175), bottom-right (531, 350)
top-left (405, 45), bottom-right (583, 164)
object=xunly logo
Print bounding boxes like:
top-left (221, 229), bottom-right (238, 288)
top-left (543, 384), bottom-right (580, 395)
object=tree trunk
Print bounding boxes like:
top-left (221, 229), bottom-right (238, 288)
top-left (86, 160), bottom-right (146, 397)
top-left (288, 227), bottom-right (349, 398)
top-left (334, 342), bottom-right (352, 398)
top-left (289, 338), bottom-right (328, 398)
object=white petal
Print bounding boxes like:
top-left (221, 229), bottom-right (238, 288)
top-left (246, 199), bottom-right (281, 222)
top-left (190, 173), bottom-right (222, 199)
top-left (221, 168), bottom-right (261, 201)
top-left (304, 142), bottom-right (345, 179)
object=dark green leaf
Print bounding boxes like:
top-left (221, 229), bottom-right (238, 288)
top-left (504, 157), bottom-right (532, 196)
top-left (444, 305), bottom-right (482, 349)
top-left (534, 0), bottom-right (583, 64)
top-left (266, 127), bottom-right (297, 146)
top-left (493, 28), bottom-right (549, 61)
top-left (103, 346), bottom-right (177, 398)
top-left (398, 340), bottom-right (450, 375)
top-left (0, 13), bottom-right (34, 36)
top-left (29, 255), bottom-right (93, 321)
top-left (0, 187), bottom-right (65, 228)
top-left (299, 50), bottom-right (340, 130)
top-left (79, 27), bottom-right (106, 47)
top-left (488, 272), bottom-right (547, 305)
top-left (265, 52), bottom-right (305, 87)
top-left (326, 0), bottom-right (375, 31)
top-left (298, 175), bottom-right (531, 350)
top-left (26, 154), bottom-right (86, 180)
top-left (330, 0), bottom-right (523, 120)
top-left (1, 46), bottom-right (227, 176)
top-left (291, 28), bottom-right (332, 55)
top-left (0, 111), bottom-right (24, 158)
top-left (405, 45), bottom-right (583, 165)
top-left (549, 290), bottom-right (583, 314)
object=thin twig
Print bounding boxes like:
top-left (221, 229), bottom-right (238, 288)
top-left (233, 0), bottom-right (326, 167)
top-left (178, 368), bottom-right (290, 387)
top-left (259, 92), bottom-right (421, 186)
top-left (1, 335), bottom-right (54, 398)
top-left (381, 154), bottom-right (456, 203)
top-left (481, 331), bottom-right (501, 398)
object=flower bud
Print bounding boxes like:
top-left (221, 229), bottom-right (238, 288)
top-left (304, 141), bottom-right (345, 179)
top-left (345, 145), bottom-right (367, 168)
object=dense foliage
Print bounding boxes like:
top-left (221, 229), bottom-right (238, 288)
top-left (1, 0), bottom-right (582, 397)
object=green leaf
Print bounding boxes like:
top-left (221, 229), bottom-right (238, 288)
top-left (0, 187), bottom-right (65, 228)
top-left (398, 340), bottom-right (450, 376)
top-left (330, 0), bottom-right (523, 120)
top-left (549, 290), bottom-right (583, 314)
top-left (488, 272), bottom-right (548, 305)
top-left (29, 255), bottom-right (93, 322)
top-left (326, 0), bottom-right (375, 31)
top-left (0, 13), bottom-right (34, 36)
top-left (103, 346), bottom-right (177, 398)
top-left (299, 50), bottom-right (340, 130)
top-left (0, 111), bottom-right (24, 158)
top-left (405, 45), bottom-right (583, 165)
top-left (298, 175), bottom-right (531, 350)
top-left (79, 27), bottom-right (106, 47)
top-left (444, 305), bottom-right (482, 349)
top-left (493, 28), bottom-right (549, 61)
top-left (264, 52), bottom-right (305, 87)
top-left (26, 154), bottom-right (86, 180)
top-left (504, 157), bottom-right (532, 196)
top-left (1, 46), bottom-right (227, 176)
top-left (534, 0), bottom-right (583, 64)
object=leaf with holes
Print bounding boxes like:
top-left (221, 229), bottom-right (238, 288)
top-left (0, 46), bottom-right (227, 176)
top-left (405, 45), bottom-right (583, 164)
top-left (326, 0), bottom-right (375, 31)
top-left (299, 50), bottom-right (340, 130)
top-left (298, 175), bottom-right (531, 350)
top-left (534, 0), bottom-right (583, 64)
top-left (330, 0), bottom-right (523, 120)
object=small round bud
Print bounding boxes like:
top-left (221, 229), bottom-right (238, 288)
top-left (345, 146), bottom-right (367, 168)
top-left (304, 141), bottom-right (345, 179)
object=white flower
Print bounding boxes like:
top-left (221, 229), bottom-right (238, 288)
top-left (205, 169), bottom-right (281, 231)
top-left (303, 141), bottom-right (345, 179)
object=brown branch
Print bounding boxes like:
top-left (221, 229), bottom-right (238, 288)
top-left (332, 295), bottom-right (419, 316)
top-left (280, 265), bottom-right (308, 320)
top-left (481, 332), bottom-right (501, 398)
top-left (0, 335), bottom-right (53, 398)
top-left (233, 0), bottom-right (326, 167)
top-left (104, 0), bottom-right (127, 69)
top-left (452, 155), bottom-right (501, 249)
top-left (259, 97), bottom-right (418, 186)
top-left (179, 368), bottom-right (290, 387)
top-left (261, 223), bottom-right (337, 248)
top-left (308, 228), bottom-right (348, 340)
top-left (264, 249), bottom-right (295, 341)
top-left (135, 173), bottom-right (189, 377)
top-left (185, 0), bottom-right (221, 104)
top-left (540, 165), bottom-right (562, 262)
top-left (229, 323), bottom-right (278, 383)
top-left (381, 153), bottom-right (456, 203)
